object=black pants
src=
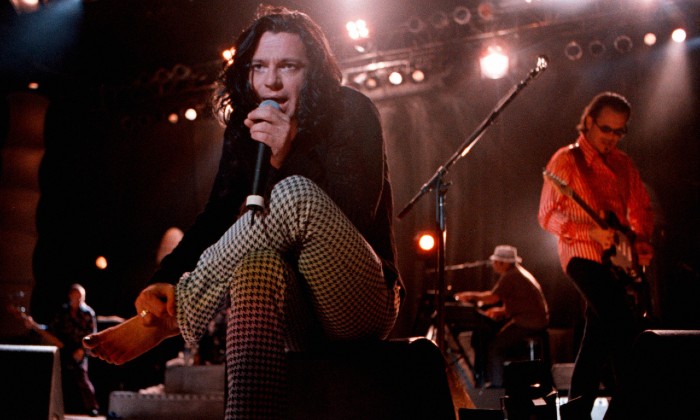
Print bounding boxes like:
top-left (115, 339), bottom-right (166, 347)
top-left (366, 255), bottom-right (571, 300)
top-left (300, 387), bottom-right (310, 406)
top-left (564, 258), bottom-right (641, 420)
top-left (62, 358), bottom-right (99, 414)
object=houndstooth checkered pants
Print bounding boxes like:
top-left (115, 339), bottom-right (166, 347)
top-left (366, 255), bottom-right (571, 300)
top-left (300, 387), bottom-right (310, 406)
top-left (176, 175), bottom-right (401, 419)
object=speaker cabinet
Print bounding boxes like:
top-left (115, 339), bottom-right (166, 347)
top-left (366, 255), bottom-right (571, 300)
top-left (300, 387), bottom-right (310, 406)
top-left (627, 330), bottom-right (700, 419)
top-left (287, 337), bottom-right (456, 420)
top-left (0, 344), bottom-right (64, 420)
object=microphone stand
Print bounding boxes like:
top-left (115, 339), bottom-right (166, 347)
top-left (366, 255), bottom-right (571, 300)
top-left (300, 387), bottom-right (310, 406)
top-left (397, 56), bottom-right (548, 352)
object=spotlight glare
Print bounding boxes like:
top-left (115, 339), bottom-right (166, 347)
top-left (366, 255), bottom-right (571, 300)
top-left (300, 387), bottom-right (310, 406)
top-left (480, 45), bottom-right (509, 79)
top-left (410, 69), bottom-right (426, 83)
top-left (27, 82), bottom-right (39, 90)
top-left (644, 33), bottom-right (657, 46)
top-left (168, 113), bottom-right (179, 124)
top-left (222, 47), bottom-right (235, 62)
top-left (364, 75), bottom-right (379, 90)
top-left (346, 19), bottom-right (369, 40)
top-left (352, 72), bottom-right (368, 85)
top-left (184, 108), bottom-right (197, 121)
top-left (95, 256), bottom-right (108, 270)
top-left (418, 233), bottom-right (436, 252)
top-left (388, 71), bottom-right (403, 85)
top-left (10, 0), bottom-right (40, 13)
top-left (671, 28), bottom-right (686, 43)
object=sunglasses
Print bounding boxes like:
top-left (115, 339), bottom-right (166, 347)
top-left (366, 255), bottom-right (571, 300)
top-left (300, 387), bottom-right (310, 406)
top-left (593, 120), bottom-right (627, 136)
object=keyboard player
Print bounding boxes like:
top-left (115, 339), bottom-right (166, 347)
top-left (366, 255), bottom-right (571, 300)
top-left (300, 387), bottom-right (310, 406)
top-left (454, 245), bottom-right (549, 388)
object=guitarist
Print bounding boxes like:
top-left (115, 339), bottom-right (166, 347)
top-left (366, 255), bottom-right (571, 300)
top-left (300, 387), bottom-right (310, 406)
top-left (538, 92), bottom-right (654, 420)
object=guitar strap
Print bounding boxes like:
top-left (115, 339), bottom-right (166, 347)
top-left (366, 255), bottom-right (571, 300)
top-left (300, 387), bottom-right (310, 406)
top-left (568, 143), bottom-right (604, 212)
top-left (568, 142), bottom-right (630, 217)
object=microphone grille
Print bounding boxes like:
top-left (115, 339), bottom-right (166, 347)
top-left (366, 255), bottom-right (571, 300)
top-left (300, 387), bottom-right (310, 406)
top-left (259, 99), bottom-right (281, 110)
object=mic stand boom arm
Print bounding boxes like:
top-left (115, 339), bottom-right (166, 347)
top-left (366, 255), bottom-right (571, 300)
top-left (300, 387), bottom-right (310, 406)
top-left (397, 56), bottom-right (548, 352)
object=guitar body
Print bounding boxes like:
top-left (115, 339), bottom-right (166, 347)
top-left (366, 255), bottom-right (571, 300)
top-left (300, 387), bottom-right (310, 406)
top-left (601, 211), bottom-right (641, 280)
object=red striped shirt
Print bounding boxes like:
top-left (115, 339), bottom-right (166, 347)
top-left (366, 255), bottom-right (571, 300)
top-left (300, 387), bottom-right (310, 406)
top-left (538, 134), bottom-right (654, 272)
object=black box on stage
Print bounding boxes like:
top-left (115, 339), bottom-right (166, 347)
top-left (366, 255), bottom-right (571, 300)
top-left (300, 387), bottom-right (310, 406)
top-left (0, 344), bottom-right (64, 420)
top-left (627, 329), bottom-right (700, 419)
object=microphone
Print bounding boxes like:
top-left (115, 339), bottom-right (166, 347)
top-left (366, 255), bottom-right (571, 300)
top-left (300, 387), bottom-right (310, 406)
top-left (246, 99), bottom-right (281, 210)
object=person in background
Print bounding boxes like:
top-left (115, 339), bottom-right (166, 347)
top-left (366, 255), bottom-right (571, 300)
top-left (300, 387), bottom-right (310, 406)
top-left (539, 92), bottom-right (654, 419)
top-left (49, 283), bottom-right (100, 416)
top-left (455, 245), bottom-right (549, 388)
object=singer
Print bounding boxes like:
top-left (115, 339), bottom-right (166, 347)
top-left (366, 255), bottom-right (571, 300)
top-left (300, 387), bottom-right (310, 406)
top-left (83, 5), bottom-right (403, 419)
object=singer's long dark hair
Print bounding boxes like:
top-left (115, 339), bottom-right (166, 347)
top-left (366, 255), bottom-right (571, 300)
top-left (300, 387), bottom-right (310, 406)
top-left (211, 5), bottom-right (342, 199)
top-left (215, 5), bottom-right (342, 135)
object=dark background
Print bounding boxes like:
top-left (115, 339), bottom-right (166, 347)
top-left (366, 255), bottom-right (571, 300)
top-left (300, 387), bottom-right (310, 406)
top-left (1, 0), bottom-right (699, 394)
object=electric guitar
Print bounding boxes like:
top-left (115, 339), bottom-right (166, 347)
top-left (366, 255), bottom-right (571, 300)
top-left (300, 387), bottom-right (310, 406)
top-left (7, 305), bottom-right (64, 348)
top-left (543, 170), bottom-right (643, 280)
top-left (543, 170), bottom-right (653, 322)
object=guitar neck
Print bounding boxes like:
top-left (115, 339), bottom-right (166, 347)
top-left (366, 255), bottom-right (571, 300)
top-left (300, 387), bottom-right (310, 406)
top-left (12, 308), bottom-right (64, 348)
top-left (568, 190), bottom-right (609, 230)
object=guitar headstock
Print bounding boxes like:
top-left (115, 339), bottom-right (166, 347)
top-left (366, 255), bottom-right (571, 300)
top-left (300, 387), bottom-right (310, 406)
top-left (542, 169), bottom-right (574, 198)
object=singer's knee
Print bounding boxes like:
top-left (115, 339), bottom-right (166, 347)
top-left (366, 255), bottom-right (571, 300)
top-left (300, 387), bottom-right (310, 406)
top-left (270, 176), bottom-right (325, 208)
top-left (273, 175), bottom-right (318, 195)
top-left (231, 250), bottom-right (291, 298)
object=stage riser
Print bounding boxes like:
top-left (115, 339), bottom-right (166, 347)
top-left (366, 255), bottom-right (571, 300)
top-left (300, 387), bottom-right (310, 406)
top-left (109, 392), bottom-right (224, 420)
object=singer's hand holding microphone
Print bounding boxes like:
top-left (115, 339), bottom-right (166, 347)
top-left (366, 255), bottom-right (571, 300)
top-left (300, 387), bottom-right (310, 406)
top-left (244, 99), bottom-right (295, 210)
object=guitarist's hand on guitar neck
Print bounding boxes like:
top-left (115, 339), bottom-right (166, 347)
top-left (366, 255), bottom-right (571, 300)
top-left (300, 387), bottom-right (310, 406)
top-left (589, 225), bottom-right (614, 250)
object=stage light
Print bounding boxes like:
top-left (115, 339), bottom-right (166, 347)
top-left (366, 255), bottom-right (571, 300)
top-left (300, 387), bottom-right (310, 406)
top-left (95, 256), bottom-right (108, 270)
top-left (346, 19), bottom-right (370, 40)
top-left (407, 16), bottom-right (426, 34)
top-left (351, 72), bottom-right (368, 86)
top-left (184, 108), bottom-right (197, 121)
top-left (27, 82), bottom-right (39, 90)
top-left (644, 33), bottom-right (657, 46)
top-left (429, 11), bottom-right (450, 30)
top-left (364, 74), bottom-right (380, 90)
top-left (9, 0), bottom-right (40, 14)
top-left (388, 70), bottom-right (404, 86)
top-left (671, 28), bottom-right (687, 43)
top-left (564, 41), bottom-right (583, 61)
top-left (353, 44), bottom-right (368, 54)
top-left (167, 113), bottom-right (179, 124)
top-left (452, 5), bottom-right (471, 25)
top-left (480, 45), bottom-right (509, 79)
top-left (172, 64), bottom-right (192, 81)
top-left (589, 40), bottom-right (606, 57)
top-left (222, 47), bottom-right (235, 64)
top-left (410, 68), bottom-right (426, 83)
top-left (614, 35), bottom-right (633, 53)
top-left (477, 2), bottom-right (495, 22)
top-left (346, 19), bottom-right (371, 53)
top-left (417, 233), bottom-right (436, 252)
